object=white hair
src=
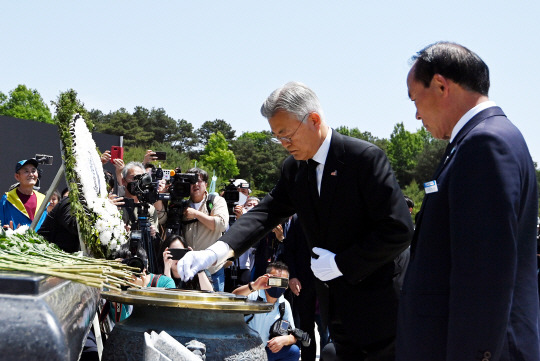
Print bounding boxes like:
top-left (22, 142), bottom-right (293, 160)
top-left (260, 81), bottom-right (325, 122)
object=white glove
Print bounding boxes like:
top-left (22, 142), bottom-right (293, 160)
top-left (311, 247), bottom-right (343, 281)
top-left (177, 249), bottom-right (217, 281)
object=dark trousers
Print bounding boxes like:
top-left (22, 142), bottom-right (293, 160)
top-left (292, 285), bottom-right (317, 361)
top-left (321, 337), bottom-right (395, 361)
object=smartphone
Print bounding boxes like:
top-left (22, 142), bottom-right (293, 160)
top-left (267, 276), bottom-right (289, 288)
top-left (154, 151), bottom-right (167, 160)
top-left (110, 146), bottom-right (124, 163)
top-left (169, 248), bottom-right (190, 260)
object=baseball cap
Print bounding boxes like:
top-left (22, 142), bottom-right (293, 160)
top-left (15, 159), bottom-right (39, 173)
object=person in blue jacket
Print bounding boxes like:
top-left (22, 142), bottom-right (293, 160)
top-left (0, 159), bottom-right (47, 230)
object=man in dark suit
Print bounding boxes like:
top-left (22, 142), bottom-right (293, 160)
top-left (178, 81), bottom-right (413, 360)
top-left (397, 42), bottom-right (540, 361)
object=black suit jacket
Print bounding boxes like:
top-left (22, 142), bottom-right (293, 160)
top-left (397, 107), bottom-right (540, 360)
top-left (221, 131), bottom-right (413, 346)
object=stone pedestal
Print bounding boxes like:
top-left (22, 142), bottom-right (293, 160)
top-left (0, 271), bottom-right (100, 361)
top-left (102, 288), bottom-right (274, 361)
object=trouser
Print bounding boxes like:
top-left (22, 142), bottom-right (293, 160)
top-left (292, 285), bottom-right (317, 361)
top-left (211, 267), bottom-right (225, 292)
top-left (265, 344), bottom-right (300, 361)
top-left (321, 337), bottom-right (395, 361)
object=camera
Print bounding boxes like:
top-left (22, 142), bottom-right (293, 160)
top-left (121, 231), bottom-right (146, 274)
top-left (167, 172), bottom-right (198, 200)
top-left (267, 276), bottom-right (289, 288)
top-left (126, 172), bottom-right (162, 204)
top-left (269, 319), bottom-right (311, 347)
top-left (222, 179), bottom-right (250, 223)
top-left (35, 154), bottom-right (53, 165)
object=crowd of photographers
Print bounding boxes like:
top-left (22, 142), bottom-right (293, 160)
top-left (0, 150), bottom-right (317, 361)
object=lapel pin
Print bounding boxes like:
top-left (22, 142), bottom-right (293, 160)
top-left (331, 170), bottom-right (337, 176)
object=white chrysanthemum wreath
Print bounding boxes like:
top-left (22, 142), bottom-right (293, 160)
top-left (59, 113), bottom-right (127, 257)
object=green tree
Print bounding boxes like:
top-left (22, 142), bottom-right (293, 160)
top-left (200, 132), bottom-right (239, 179)
top-left (335, 126), bottom-right (388, 153)
top-left (90, 107), bottom-right (153, 147)
top-left (387, 122), bottom-right (424, 186)
top-left (197, 119), bottom-right (236, 146)
top-left (171, 119), bottom-right (199, 153)
top-left (0, 84), bottom-right (52, 123)
top-left (411, 133), bottom-right (447, 183)
top-left (123, 143), bottom-right (191, 172)
top-left (231, 131), bottom-right (289, 192)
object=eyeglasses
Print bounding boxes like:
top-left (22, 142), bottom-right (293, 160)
top-left (272, 113), bottom-right (309, 144)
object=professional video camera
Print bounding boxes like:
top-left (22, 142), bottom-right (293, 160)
top-left (222, 179), bottom-right (250, 224)
top-left (121, 232), bottom-right (146, 274)
top-left (269, 318), bottom-right (311, 347)
top-left (126, 172), bottom-right (162, 204)
top-left (163, 170), bottom-right (199, 236)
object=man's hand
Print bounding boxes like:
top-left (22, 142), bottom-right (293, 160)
top-left (183, 207), bottom-right (199, 221)
top-left (143, 149), bottom-right (157, 164)
top-left (273, 224), bottom-right (284, 241)
top-left (100, 150), bottom-right (111, 165)
top-left (311, 247), bottom-right (343, 281)
top-left (108, 194), bottom-right (124, 207)
top-left (289, 277), bottom-right (302, 296)
top-left (233, 205), bottom-right (244, 219)
top-left (267, 335), bottom-right (293, 353)
top-left (177, 249), bottom-right (217, 281)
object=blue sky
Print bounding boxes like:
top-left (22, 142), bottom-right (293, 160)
top-left (2, 1), bottom-right (539, 163)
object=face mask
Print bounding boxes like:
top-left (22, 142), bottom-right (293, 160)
top-left (267, 287), bottom-right (286, 299)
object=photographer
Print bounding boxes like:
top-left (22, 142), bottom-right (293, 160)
top-left (181, 168), bottom-right (229, 291)
top-left (120, 162), bottom-right (159, 234)
top-left (233, 261), bottom-right (304, 361)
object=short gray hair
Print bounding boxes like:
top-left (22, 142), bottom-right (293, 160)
top-left (122, 161), bottom-right (145, 179)
top-left (260, 81), bottom-right (324, 122)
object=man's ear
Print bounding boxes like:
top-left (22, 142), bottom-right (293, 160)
top-left (14, 172), bottom-right (21, 182)
top-left (432, 74), bottom-right (450, 96)
top-left (310, 112), bottom-right (322, 129)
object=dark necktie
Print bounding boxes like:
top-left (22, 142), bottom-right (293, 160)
top-left (307, 159), bottom-right (319, 199)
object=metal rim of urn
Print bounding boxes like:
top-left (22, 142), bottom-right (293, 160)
top-left (101, 287), bottom-right (274, 313)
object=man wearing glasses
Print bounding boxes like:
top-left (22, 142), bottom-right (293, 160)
top-left (1, 158), bottom-right (48, 230)
top-left (178, 82), bottom-right (413, 360)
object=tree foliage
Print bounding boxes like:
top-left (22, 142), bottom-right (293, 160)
top-left (231, 131), bottom-right (289, 192)
top-left (386, 122), bottom-right (424, 186)
top-left (200, 132), bottom-right (239, 179)
top-left (0, 84), bottom-right (53, 123)
top-left (335, 126), bottom-right (388, 153)
top-left (197, 119), bottom-right (235, 146)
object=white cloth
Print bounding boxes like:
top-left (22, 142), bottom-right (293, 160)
top-left (450, 101), bottom-right (496, 143)
top-left (311, 247), bottom-right (343, 281)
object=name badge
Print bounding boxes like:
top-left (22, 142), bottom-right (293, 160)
top-left (424, 180), bottom-right (438, 194)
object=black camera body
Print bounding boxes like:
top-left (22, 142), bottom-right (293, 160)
top-left (269, 319), bottom-right (311, 347)
top-left (168, 172), bottom-right (198, 200)
top-left (222, 179), bottom-right (250, 224)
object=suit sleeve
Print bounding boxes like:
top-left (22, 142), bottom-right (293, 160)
top-left (219, 159), bottom-right (297, 257)
top-left (445, 133), bottom-right (524, 359)
top-left (334, 145), bottom-right (414, 283)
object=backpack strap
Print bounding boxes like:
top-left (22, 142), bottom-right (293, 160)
top-left (206, 193), bottom-right (216, 213)
top-left (278, 301), bottom-right (285, 320)
top-left (150, 274), bottom-right (162, 287)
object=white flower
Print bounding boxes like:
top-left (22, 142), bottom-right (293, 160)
top-left (67, 114), bottom-right (128, 255)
